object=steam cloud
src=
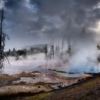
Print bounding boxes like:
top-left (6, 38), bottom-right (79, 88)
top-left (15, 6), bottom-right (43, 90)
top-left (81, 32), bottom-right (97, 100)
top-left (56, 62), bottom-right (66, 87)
top-left (1, 0), bottom-right (100, 72)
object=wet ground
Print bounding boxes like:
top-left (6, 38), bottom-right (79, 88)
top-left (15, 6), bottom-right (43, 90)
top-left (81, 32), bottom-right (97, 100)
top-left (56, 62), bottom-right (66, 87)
top-left (0, 53), bottom-right (92, 98)
top-left (0, 69), bottom-right (91, 98)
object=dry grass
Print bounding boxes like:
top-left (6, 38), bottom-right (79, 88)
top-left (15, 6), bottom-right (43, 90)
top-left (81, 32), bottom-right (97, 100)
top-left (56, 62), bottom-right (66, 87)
top-left (34, 82), bottom-right (58, 86)
top-left (31, 71), bottom-right (41, 73)
top-left (0, 72), bottom-right (36, 86)
top-left (15, 72), bottom-right (35, 77)
top-left (0, 74), bottom-right (14, 80)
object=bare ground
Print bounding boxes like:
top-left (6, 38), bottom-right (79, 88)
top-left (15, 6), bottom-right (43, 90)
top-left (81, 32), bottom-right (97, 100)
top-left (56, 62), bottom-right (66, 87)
top-left (0, 71), bottom-right (93, 100)
top-left (17, 76), bottom-right (100, 100)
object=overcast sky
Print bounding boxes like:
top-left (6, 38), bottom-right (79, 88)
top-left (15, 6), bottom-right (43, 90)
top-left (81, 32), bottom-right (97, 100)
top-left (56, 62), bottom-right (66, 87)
top-left (0, 0), bottom-right (100, 50)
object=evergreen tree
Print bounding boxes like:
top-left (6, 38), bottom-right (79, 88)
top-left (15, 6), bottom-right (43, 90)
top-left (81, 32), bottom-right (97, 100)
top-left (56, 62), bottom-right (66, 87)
top-left (12, 48), bottom-right (16, 56)
top-left (8, 49), bottom-right (11, 55)
top-left (23, 49), bottom-right (27, 59)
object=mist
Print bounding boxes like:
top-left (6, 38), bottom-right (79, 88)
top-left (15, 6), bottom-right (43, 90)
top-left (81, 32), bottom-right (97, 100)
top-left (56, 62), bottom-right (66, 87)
top-left (0, 0), bottom-right (100, 73)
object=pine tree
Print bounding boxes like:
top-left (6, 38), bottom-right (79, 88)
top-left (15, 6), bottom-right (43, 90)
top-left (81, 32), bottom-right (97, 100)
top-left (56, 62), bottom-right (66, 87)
top-left (12, 48), bottom-right (16, 56)
top-left (8, 49), bottom-right (11, 56)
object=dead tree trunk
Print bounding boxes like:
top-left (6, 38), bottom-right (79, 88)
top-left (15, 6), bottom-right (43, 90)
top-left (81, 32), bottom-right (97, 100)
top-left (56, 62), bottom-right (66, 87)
top-left (0, 8), bottom-right (5, 71)
top-left (0, 8), bottom-right (9, 72)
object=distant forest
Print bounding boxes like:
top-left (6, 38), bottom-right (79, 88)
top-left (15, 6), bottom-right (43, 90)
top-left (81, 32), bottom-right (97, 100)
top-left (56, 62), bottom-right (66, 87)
top-left (5, 47), bottom-right (45, 57)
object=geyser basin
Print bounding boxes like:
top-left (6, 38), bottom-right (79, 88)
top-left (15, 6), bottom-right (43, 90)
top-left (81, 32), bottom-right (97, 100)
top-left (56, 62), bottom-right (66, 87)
top-left (3, 53), bottom-right (98, 75)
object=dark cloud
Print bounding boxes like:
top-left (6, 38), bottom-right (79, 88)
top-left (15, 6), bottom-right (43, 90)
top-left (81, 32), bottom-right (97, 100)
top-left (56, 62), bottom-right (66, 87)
top-left (2, 0), bottom-right (100, 49)
top-left (5, 0), bottom-right (24, 9)
top-left (30, 0), bottom-right (71, 15)
top-left (75, 0), bottom-right (100, 8)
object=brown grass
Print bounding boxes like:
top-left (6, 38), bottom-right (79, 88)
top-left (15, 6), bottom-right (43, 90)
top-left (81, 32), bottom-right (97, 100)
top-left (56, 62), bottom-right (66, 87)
top-left (34, 82), bottom-right (58, 86)
top-left (16, 72), bottom-right (35, 77)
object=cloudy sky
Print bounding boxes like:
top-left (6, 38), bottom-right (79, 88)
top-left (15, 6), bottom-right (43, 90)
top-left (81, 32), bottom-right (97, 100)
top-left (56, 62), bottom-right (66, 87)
top-left (0, 0), bottom-right (100, 50)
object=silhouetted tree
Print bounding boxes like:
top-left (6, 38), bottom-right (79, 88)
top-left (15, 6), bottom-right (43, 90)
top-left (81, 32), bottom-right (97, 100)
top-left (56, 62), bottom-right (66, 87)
top-left (97, 54), bottom-right (100, 64)
top-left (67, 44), bottom-right (72, 56)
top-left (50, 45), bottom-right (54, 59)
top-left (8, 49), bottom-right (11, 55)
top-left (23, 49), bottom-right (27, 59)
top-left (12, 48), bottom-right (16, 56)
top-left (97, 45), bottom-right (100, 50)
top-left (44, 44), bottom-right (48, 59)
top-left (0, 8), bottom-right (9, 71)
top-left (30, 47), bottom-right (34, 54)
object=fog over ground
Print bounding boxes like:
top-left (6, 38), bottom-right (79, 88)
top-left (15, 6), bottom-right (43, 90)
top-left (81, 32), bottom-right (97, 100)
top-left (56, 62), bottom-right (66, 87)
top-left (1, 0), bottom-right (100, 72)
